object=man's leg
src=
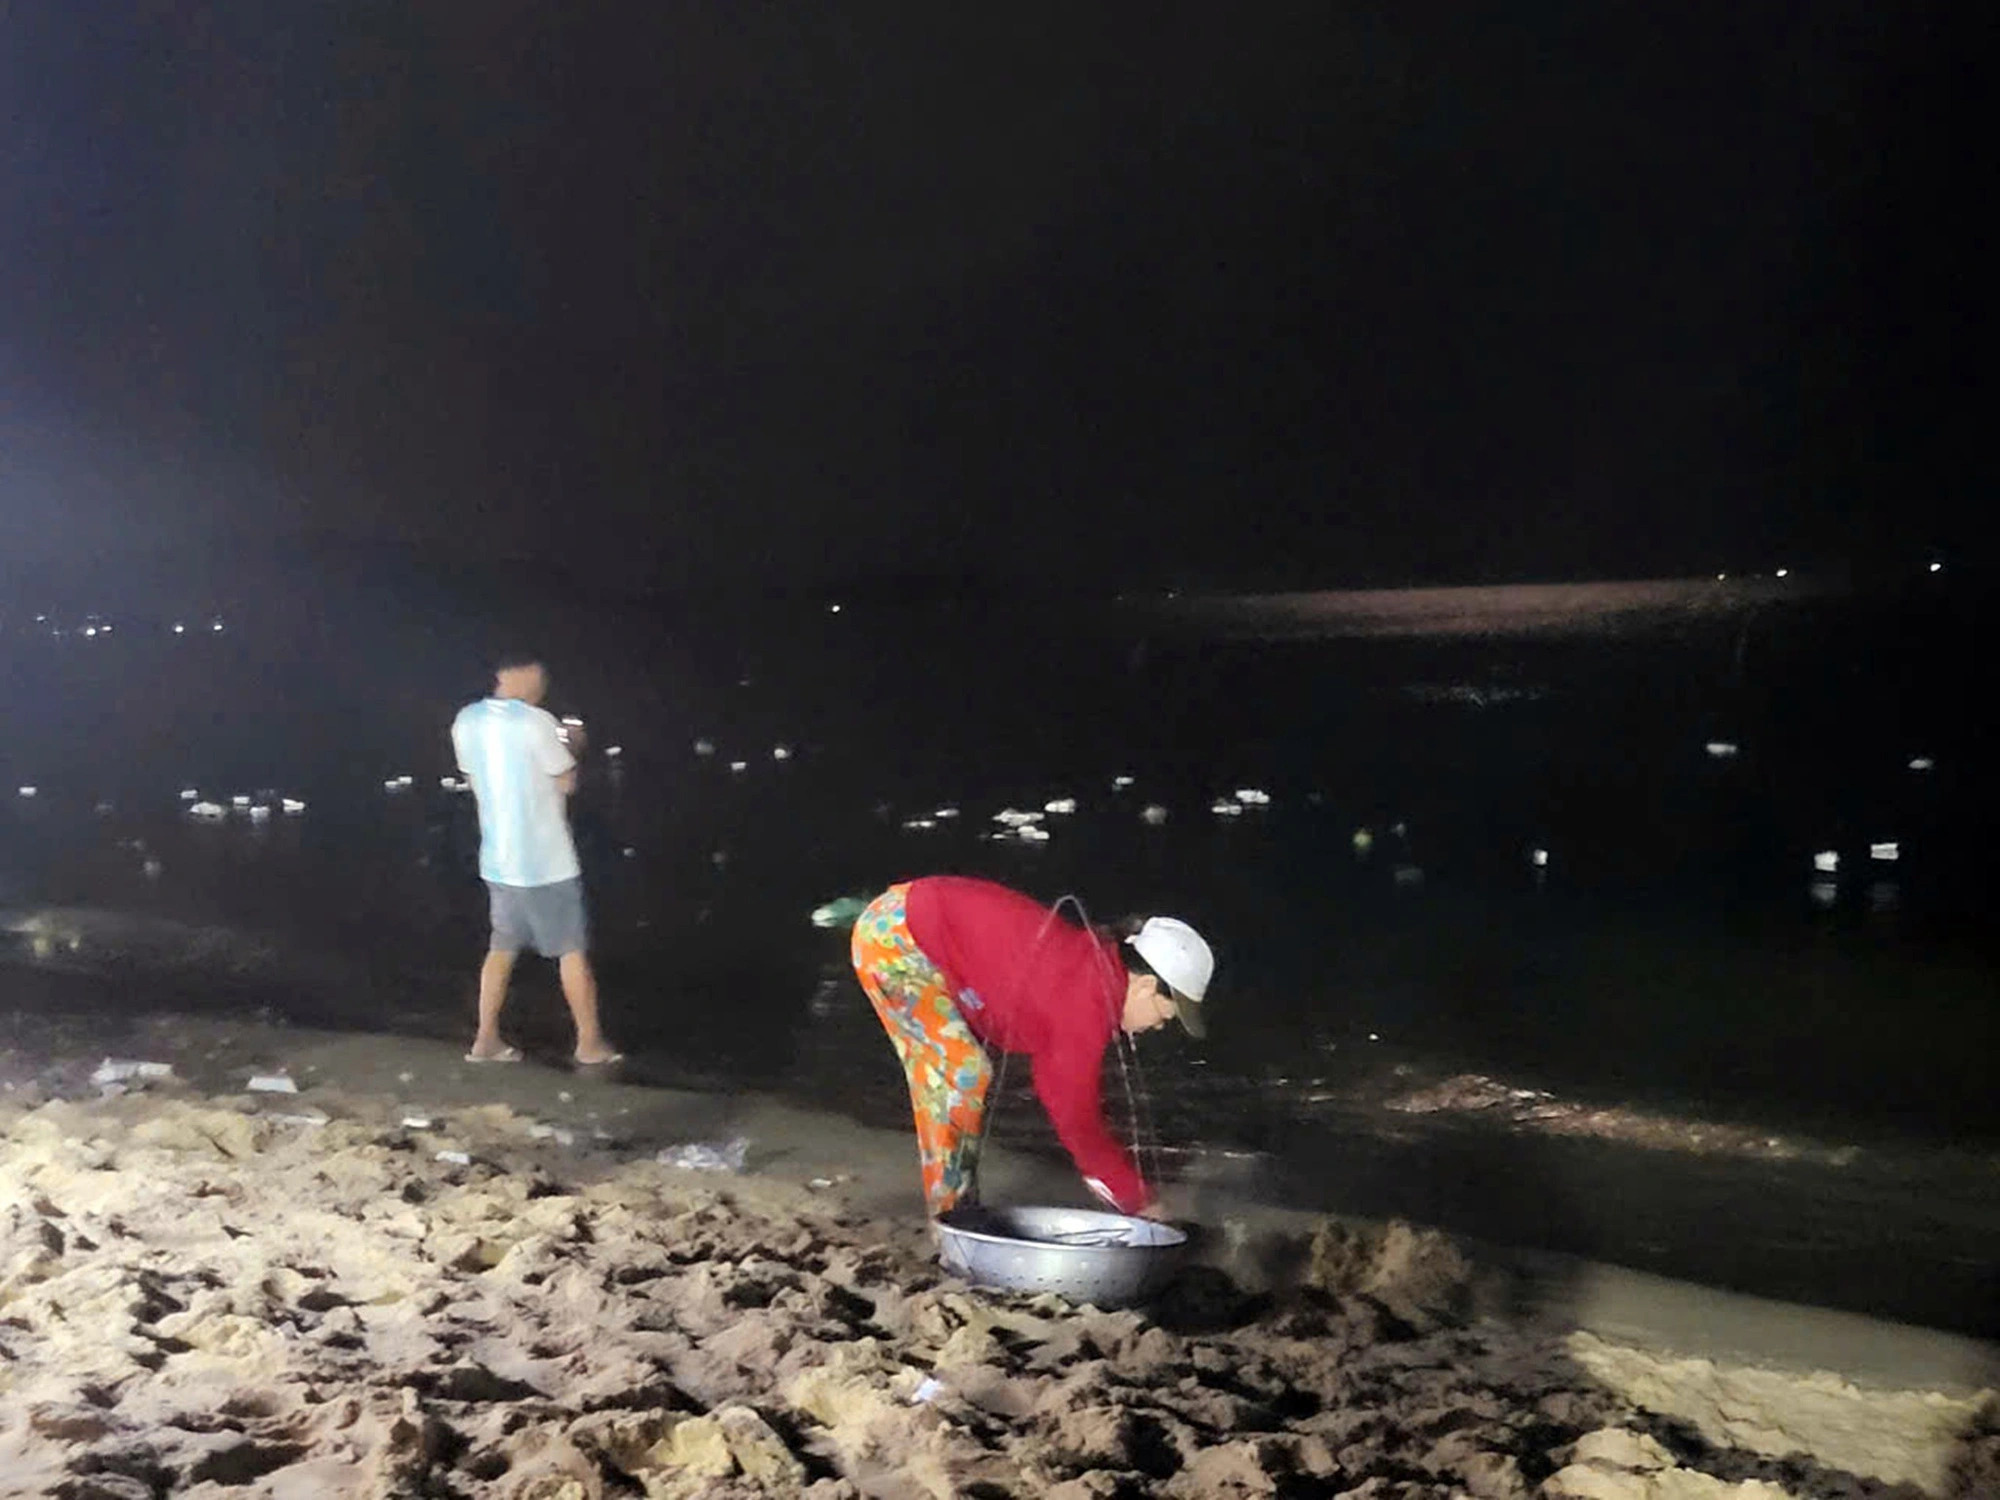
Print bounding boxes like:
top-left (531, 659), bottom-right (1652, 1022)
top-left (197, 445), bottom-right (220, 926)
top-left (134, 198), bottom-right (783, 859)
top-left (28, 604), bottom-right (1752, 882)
top-left (558, 950), bottom-right (618, 1063)
top-left (470, 949), bottom-right (518, 1057)
top-left (539, 878), bottom-right (616, 1063)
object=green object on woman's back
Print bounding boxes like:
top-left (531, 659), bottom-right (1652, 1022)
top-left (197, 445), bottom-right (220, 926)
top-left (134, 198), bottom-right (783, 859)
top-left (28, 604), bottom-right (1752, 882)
top-left (809, 895), bottom-right (873, 931)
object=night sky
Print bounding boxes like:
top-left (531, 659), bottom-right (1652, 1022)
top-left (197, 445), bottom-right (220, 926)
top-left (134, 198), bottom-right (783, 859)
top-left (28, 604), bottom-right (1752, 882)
top-left (1, 3), bottom-right (1983, 601)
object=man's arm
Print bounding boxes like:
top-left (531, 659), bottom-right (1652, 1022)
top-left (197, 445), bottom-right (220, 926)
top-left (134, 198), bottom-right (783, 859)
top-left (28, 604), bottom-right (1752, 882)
top-left (533, 710), bottom-right (579, 794)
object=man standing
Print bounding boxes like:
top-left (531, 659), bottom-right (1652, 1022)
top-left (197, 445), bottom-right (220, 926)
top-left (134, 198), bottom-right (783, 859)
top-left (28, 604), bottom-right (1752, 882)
top-left (451, 652), bottom-right (621, 1066)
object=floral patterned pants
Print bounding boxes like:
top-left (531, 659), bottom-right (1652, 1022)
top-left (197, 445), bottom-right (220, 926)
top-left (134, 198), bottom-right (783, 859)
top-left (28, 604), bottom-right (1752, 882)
top-left (851, 884), bottom-right (993, 1216)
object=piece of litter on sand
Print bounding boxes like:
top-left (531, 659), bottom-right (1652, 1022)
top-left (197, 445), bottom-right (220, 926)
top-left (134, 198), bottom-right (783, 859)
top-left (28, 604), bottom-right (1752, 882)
top-left (657, 1136), bottom-right (750, 1173)
top-left (400, 1115), bottom-right (433, 1130)
top-left (271, 1109), bottom-right (330, 1127)
top-left (435, 1149), bottom-right (472, 1166)
top-left (909, 1376), bottom-right (946, 1405)
top-left (247, 1073), bottom-right (299, 1094)
top-left (91, 1059), bottom-right (174, 1086)
top-left (557, 1090), bottom-right (573, 1103)
top-left (396, 1071), bottom-right (415, 1084)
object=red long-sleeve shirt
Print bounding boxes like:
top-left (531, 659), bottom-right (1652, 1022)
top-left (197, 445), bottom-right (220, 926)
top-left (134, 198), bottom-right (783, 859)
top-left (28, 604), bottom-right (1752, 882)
top-left (903, 875), bottom-right (1149, 1213)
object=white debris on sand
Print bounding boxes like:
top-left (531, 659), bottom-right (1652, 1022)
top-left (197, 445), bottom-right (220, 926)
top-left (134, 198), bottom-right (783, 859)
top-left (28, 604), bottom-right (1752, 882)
top-left (0, 1091), bottom-right (1989, 1499)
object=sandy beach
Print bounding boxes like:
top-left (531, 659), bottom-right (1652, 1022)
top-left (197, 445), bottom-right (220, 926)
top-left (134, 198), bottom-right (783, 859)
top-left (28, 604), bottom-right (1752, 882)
top-left (2, 1013), bottom-right (1996, 1499)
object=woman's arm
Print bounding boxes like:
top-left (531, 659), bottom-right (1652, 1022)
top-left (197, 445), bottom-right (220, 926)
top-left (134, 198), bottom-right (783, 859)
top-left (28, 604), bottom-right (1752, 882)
top-left (1030, 1045), bottom-right (1150, 1214)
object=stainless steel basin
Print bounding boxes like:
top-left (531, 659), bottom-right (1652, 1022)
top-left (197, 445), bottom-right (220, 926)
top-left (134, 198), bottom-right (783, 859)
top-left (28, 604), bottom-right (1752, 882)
top-left (933, 1204), bottom-right (1187, 1307)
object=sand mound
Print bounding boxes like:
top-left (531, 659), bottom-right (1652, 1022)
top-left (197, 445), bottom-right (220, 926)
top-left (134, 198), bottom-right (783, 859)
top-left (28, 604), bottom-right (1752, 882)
top-left (1, 1090), bottom-right (1987, 1498)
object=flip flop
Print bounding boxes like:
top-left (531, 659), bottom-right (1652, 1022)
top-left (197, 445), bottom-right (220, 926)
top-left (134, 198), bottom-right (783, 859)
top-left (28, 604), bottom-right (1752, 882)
top-left (464, 1045), bottom-right (523, 1064)
top-left (573, 1051), bottom-right (625, 1067)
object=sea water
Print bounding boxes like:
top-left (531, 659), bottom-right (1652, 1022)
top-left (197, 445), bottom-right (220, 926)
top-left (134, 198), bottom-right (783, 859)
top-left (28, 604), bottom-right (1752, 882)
top-left (3, 576), bottom-right (1994, 1333)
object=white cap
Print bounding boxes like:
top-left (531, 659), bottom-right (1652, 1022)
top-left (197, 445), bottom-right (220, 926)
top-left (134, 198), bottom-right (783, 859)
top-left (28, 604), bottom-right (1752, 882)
top-left (1127, 917), bottom-right (1215, 1037)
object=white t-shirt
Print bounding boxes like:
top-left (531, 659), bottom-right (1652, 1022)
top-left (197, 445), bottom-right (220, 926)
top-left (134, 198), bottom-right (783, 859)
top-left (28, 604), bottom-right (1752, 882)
top-left (451, 698), bottom-right (580, 887)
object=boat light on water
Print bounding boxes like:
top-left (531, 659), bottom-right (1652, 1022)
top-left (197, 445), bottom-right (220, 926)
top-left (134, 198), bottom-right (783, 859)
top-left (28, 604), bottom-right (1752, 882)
top-left (1813, 850), bottom-right (1840, 873)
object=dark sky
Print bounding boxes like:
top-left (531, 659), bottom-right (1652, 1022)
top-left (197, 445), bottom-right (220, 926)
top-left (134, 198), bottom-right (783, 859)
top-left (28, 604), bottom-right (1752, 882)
top-left (1, 2), bottom-right (1984, 599)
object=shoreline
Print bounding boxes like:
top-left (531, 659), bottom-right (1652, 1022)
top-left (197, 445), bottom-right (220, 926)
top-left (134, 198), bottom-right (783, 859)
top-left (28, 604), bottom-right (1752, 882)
top-left (3, 1011), bottom-right (1995, 1497)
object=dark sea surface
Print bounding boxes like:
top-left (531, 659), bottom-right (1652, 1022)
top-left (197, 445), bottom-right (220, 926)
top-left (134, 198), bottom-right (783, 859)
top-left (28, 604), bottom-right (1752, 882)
top-left (4, 573), bottom-right (1996, 1336)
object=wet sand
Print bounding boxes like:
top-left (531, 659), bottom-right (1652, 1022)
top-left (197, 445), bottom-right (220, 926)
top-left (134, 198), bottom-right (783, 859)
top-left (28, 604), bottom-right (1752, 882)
top-left (3, 1013), bottom-right (1996, 1498)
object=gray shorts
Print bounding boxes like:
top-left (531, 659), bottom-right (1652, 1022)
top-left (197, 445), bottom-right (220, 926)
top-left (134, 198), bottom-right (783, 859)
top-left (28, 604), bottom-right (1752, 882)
top-left (487, 878), bottom-right (589, 958)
